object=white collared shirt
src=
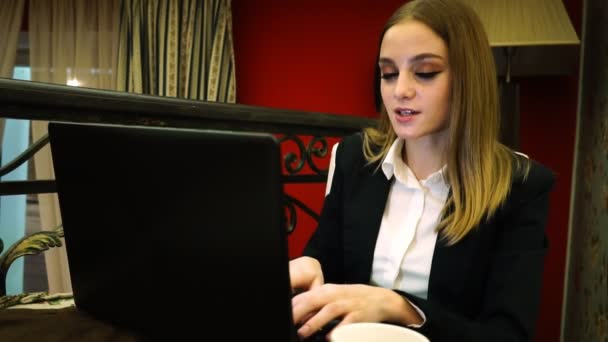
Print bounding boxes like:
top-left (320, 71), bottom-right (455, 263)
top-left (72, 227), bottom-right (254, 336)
top-left (326, 138), bottom-right (450, 299)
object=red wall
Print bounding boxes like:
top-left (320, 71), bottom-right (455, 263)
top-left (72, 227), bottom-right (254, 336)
top-left (232, 1), bottom-right (582, 341)
top-left (232, 0), bottom-right (405, 260)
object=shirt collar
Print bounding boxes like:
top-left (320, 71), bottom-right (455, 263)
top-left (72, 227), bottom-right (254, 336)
top-left (381, 138), bottom-right (403, 180)
top-left (381, 138), bottom-right (448, 188)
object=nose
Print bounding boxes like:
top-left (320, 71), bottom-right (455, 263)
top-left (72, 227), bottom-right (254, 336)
top-left (394, 73), bottom-right (415, 99)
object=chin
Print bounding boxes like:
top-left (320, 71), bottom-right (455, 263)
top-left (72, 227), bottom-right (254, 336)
top-left (394, 126), bottom-right (449, 144)
top-left (393, 130), bottom-right (424, 141)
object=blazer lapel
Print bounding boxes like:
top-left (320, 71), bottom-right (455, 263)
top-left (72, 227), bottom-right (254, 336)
top-left (427, 196), bottom-right (481, 301)
top-left (343, 167), bottom-right (392, 284)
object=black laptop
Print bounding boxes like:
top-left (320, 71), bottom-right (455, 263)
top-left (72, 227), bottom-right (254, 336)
top-left (48, 122), bottom-right (299, 341)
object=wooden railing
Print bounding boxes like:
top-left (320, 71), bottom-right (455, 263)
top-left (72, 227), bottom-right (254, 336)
top-left (0, 77), bottom-right (377, 296)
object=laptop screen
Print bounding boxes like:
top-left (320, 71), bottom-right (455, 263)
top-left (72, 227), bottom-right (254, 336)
top-left (48, 122), bottom-right (297, 341)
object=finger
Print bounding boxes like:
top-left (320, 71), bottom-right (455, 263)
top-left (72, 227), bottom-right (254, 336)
top-left (291, 290), bottom-right (306, 307)
top-left (310, 275), bottom-right (324, 289)
top-left (297, 302), bottom-right (346, 339)
top-left (291, 272), bottom-right (323, 292)
top-left (330, 314), bottom-right (357, 330)
top-left (292, 284), bottom-right (334, 323)
top-left (290, 273), bottom-right (310, 292)
top-left (292, 294), bottom-right (321, 324)
top-left (300, 311), bottom-right (316, 325)
top-left (324, 315), bottom-right (359, 341)
top-left (290, 257), bottom-right (325, 293)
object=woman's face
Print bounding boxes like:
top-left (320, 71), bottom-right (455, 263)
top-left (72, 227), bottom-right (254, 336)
top-left (379, 20), bottom-right (451, 144)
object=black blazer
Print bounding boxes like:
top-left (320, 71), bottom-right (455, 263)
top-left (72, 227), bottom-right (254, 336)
top-left (303, 133), bottom-right (555, 342)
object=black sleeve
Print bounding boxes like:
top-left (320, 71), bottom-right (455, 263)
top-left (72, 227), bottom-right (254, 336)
top-left (301, 140), bottom-right (346, 284)
top-left (398, 165), bottom-right (555, 342)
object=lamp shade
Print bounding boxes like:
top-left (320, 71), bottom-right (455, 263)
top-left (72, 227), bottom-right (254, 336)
top-left (461, 0), bottom-right (581, 76)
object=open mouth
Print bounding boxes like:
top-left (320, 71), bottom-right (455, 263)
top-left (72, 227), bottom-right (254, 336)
top-left (395, 109), bottom-right (420, 116)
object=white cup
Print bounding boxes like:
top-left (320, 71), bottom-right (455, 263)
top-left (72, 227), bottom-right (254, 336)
top-left (330, 322), bottom-right (429, 342)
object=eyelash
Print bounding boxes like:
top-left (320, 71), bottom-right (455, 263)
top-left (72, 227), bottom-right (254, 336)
top-left (380, 71), bottom-right (441, 81)
top-left (380, 73), bottom-right (398, 80)
top-left (416, 71), bottom-right (440, 79)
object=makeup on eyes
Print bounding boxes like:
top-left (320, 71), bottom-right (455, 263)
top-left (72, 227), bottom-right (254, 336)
top-left (415, 71), bottom-right (441, 80)
top-left (379, 63), bottom-right (444, 80)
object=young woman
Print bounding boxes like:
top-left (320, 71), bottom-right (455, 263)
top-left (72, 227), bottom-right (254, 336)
top-left (289, 0), bottom-right (555, 341)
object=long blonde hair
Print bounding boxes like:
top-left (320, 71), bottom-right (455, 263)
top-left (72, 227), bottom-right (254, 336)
top-left (363, 0), bottom-right (528, 245)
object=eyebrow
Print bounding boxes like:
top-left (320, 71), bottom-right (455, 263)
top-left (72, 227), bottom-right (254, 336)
top-left (378, 53), bottom-right (445, 64)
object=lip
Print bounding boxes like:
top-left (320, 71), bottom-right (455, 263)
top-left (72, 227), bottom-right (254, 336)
top-left (391, 107), bottom-right (420, 123)
top-left (393, 107), bottom-right (420, 116)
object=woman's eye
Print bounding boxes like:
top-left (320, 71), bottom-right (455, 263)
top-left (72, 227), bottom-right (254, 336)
top-left (415, 71), bottom-right (441, 80)
top-left (380, 72), bottom-right (398, 80)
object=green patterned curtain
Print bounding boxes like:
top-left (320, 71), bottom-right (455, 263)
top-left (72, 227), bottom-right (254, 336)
top-left (0, 0), bottom-right (26, 145)
top-left (28, 0), bottom-right (122, 294)
top-left (0, 0), bottom-right (25, 78)
top-left (116, 0), bottom-right (236, 103)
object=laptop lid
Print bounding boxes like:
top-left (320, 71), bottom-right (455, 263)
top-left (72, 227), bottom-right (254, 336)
top-left (48, 122), bottom-right (297, 341)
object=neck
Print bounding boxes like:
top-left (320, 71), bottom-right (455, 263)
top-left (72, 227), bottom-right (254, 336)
top-left (402, 134), bottom-right (447, 180)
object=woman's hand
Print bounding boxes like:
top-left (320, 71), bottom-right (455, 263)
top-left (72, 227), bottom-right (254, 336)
top-left (289, 256), bottom-right (324, 293)
top-left (291, 283), bottom-right (422, 339)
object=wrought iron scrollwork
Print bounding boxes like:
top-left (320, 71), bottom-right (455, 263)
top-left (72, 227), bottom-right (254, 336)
top-left (306, 136), bottom-right (329, 174)
top-left (278, 135), bottom-right (329, 176)
top-left (278, 135), bottom-right (333, 234)
top-left (283, 196), bottom-right (297, 234)
top-left (0, 225), bottom-right (64, 296)
top-left (283, 194), bottom-right (321, 234)
top-left (0, 134), bottom-right (49, 178)
top-left (0, 133), bottom-right (57, 196)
